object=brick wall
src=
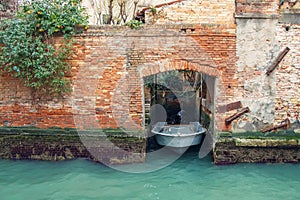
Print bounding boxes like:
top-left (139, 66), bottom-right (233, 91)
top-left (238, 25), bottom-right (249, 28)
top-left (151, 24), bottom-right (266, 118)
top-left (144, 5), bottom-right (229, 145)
top-left (275, 24), bottom-right (300, 124)
top-left (73, 25), bottom-right (237, 131)
top-left (0, 24), bottom-right (236, 131)
top-left (235, 0), bottom-right (279, 15)
top-left (0, 0), bottom-right (18, 20)
top-left (145, 0), bottom-right (236, 29)
top-left (233, 0), bottom-right (299, 132)
top-left (1, 1), bottom-right (299, 134)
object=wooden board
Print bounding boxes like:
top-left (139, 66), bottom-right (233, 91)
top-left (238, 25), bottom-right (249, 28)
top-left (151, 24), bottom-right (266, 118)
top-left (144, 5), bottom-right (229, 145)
top-left (217, 101), bottom-right (242, 113)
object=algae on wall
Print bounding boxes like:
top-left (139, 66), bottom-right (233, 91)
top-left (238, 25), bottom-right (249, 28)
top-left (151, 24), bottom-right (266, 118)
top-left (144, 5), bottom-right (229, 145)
top-left (0, 127), bottom-right (146, 164)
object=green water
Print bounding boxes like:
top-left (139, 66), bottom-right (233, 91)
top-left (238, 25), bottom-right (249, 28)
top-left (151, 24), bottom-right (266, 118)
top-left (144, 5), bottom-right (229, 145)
top-left (1, 150), bottom-right (300, 200)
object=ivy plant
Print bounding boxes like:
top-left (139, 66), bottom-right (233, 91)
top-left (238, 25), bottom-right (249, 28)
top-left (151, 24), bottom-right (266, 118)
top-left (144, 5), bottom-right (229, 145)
top-left (0, 0), bottom-right (89, 97)
top-left (125, 20), bottom-right (143, 30)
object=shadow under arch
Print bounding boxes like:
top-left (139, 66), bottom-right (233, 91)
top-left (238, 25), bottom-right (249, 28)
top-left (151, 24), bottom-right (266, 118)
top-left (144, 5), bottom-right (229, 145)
top-left (140, 61), bottom-right (220, 159)
top-left (139, 60), bottom-right (220, 127)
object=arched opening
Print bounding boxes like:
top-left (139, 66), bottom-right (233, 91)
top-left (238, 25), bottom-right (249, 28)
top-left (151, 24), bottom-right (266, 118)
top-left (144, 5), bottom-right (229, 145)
top-left (143, 69), bottom-right (216, 152)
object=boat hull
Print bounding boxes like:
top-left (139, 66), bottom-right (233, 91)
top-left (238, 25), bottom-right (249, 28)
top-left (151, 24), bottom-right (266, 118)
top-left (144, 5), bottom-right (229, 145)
top-left (151, 122), bottom-right (206, 149)
top-left (155, 133), bottom-right (203, 148)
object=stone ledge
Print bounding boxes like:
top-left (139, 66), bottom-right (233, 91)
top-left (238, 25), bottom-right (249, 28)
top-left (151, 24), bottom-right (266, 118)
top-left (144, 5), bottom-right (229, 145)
top-left (77, 24), bottom-right (236, 37)
top-left (279, 12), bottom-right (300, 24)
top-left (235, 13), bottom-right (279, 19)
top-left (214, 137), bottom-right (300, 165)
top-left (234, 138), bottom-right (300, 147)
top-left (0, 131), bottom-right (146, 164)
top-left (0, 127), bottom-right (144, 137)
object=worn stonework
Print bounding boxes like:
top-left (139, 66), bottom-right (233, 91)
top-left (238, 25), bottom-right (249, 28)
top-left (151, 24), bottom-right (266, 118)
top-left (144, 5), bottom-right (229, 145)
top-left (235, 0), bottom-right (279, 15)
top-left (275, 24), bottom-right (300, 124)
top-left (145, 0), bottom-right (235, 30)
top-left (234, 17), bottom-right (279, 131)
top-left (0, 0), bottom-right (17, 20)
top-left (0, 130), bottom-right (146, 164)
top-left (214, 137), bottom-right (300, 164)
top-left (231, 0), bottom-right (300, 133)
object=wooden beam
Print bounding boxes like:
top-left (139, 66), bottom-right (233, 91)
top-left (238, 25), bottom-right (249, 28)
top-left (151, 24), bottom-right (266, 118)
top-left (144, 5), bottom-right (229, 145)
top-left (262, 118), bottom-right (290, 133)
top-left (217, 101), bottom-right (242, 113)
top-left (266, 47), bottom-right (290, 76)
top-left (225, 107), bottom-right (250, 126)
top-left (202, 104), bottom-right (212, 115)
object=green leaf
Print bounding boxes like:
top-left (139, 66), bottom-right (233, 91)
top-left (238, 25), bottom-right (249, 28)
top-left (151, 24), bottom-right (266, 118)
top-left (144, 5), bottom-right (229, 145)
top-left (0, 0), bottom-right (88, 97)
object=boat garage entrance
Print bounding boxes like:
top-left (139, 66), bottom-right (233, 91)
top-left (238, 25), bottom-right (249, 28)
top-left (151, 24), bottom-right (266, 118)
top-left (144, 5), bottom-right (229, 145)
top-left (143, 69), bottom-right (216, 151)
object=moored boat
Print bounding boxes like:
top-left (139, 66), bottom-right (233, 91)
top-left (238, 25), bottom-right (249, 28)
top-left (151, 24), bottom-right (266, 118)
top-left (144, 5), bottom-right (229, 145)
top-left (151, 122), bottom-right (207, 150)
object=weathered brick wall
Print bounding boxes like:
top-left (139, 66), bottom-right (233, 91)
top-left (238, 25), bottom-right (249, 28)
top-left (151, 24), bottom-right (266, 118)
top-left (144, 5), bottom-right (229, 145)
top-left (72, 25), bottom-right (237, 131)
top-left (0, 0), bottom-right (299, 134)
top-left (275, 24), bottom-right (300, 124)
top-left (235, 0), bottom-right (279, 15)
top-left (0, 0), bottom-right (17, 20)
top-left (0, 0), bottom-right (237, 132)
top-left (0, 75), bottom-right (74, 128)
top-left (232, 1), bottom-right (299, 133)
top-left (0, 24), bottom-right (236, 131)
top-left (145, 0), bottom-right (235, 29)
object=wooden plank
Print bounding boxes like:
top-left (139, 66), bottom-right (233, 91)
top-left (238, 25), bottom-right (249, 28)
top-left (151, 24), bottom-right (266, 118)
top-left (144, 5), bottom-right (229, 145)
top-left (262, 118), bottom-right (290, 133)
top-left (266, 47), bottom-right (290, 76)
top-left (225, 107), bottom-right (250, 126)
top-left (217, 101), bottom-right (242, 113)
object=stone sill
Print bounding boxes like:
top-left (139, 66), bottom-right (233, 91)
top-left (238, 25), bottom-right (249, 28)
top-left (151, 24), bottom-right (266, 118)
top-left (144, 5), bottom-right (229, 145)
top-left (235, 13), bottom-right (279, 19)
top-left (278, 12), bottom-right (300, 24)
top-left (280, 9), bottom-right (300, 14)
top-left (77, 24), bottom-right (235, 37)
top-left (234, 138), bottom-right (300, 147)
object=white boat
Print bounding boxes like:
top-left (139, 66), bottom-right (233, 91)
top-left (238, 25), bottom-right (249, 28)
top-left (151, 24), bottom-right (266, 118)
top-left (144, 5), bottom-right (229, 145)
top-left (151, 122), bottom-right (206, 149)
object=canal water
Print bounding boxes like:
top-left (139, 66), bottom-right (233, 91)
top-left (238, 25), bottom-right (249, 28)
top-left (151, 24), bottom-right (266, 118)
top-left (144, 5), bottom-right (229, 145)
top-left (1, 150), bottom-right (300, 200)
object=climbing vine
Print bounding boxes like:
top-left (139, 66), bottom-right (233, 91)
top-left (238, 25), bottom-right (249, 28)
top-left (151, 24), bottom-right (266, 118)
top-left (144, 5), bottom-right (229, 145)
top-left (0, 0), bottom-right (89, 97)
top-left (125, 19), bottom-right (143, 29)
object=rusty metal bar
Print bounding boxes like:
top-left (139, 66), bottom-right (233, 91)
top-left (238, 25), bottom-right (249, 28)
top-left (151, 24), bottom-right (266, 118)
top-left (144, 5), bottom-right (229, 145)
top-left (225, 107), bottom-right (250, 126)
top-left (266, 47), bottom-right (290, 76)
top-left (262, 118), bottom-right (290, 133)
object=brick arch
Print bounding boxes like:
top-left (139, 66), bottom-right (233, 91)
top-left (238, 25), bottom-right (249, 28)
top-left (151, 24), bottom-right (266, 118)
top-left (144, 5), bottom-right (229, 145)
top-left (138, 58), bottom-right (223, 131)
top-left (139, 60), bottom-right (220, 78)
top-left (137, 56), bottom-right (232, 132)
